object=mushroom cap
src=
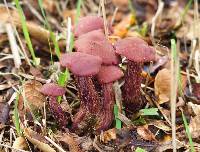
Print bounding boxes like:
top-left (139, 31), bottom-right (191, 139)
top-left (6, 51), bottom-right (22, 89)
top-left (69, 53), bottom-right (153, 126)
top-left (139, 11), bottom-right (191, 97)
top-left (78, 29), bottom-right (106, 41)
top-left (74, 30), bottom-right (119, 65)
top-left (97, 65), bottom-right (124, 84)
top-left (114, 37), bottom-right (155, 62)
top-left (60, 52), bottom-right (102, 76)
top-left (74, 16), bottom-right (104, 37)
top-left (40, 83), bottom-right (66, 96)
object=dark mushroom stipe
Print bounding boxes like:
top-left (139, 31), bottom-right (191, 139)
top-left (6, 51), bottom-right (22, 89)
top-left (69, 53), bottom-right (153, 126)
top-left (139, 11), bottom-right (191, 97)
top-left (122, 61), bottom-right (144, 112)
top-left (96, 83), bottom-right (115, 132)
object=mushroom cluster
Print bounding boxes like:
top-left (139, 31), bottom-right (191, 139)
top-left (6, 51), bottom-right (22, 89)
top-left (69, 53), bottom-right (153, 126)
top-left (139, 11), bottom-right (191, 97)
top-left (42, 15), bottom-right (155, 134)
top-left (61, 16), bottom-right (124, 133)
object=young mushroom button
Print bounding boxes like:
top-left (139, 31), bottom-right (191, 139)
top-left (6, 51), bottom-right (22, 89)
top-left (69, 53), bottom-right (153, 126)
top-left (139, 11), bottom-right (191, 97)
top-left (114, 37), bottom-right (155, 112)
top-left (40, 83), bottom-right (67, 129)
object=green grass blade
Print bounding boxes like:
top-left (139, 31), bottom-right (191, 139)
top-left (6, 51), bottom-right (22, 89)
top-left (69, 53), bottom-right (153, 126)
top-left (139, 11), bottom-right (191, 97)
top-left (14, 0), bottom-right (39, 66)
top-left (140, 108), bottom-right (159, 116)
top-left (14, 93), bottom-right (22, 136)
top-left (114, 104), bottom-right (122, 129)
top-left (135, 147), bottom-right (147, 152)
top-left (181, 110), bottom-right (195, 152)
top-left (37, 0), bottom-right (61, 58)
top-left (181, 0), bottom-right (193, 22)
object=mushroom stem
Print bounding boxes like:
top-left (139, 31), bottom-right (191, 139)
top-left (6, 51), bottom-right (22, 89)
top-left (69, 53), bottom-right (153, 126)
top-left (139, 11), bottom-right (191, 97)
top-left (76, 76), bottom-right (101, 113)
top-left (96, 83), bottom-right (115, 131)
top-left (72, 76), bottom-right (102, 132)
top-left (122, 61), bottom-right (144, 111)
top-left (49, 96), bottom-right (67, 129)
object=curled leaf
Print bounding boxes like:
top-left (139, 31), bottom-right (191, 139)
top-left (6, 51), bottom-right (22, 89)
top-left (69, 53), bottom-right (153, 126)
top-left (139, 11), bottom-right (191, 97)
top-left (154, 68), bottom-right (186, 104)
top-left (24, 128), bottom-right (56, 152)
top-left (137, 125), bottom-right (156, 141)
top-left (20, 80), bottom-right (46, 111)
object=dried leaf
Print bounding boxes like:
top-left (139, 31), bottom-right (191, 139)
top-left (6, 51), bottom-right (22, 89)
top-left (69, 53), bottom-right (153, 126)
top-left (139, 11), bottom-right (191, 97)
top-left (189, 115), bottom-right (200, 139)
top-left (188, 102), bottom-right (200, 116)
top-left (24, 128), bottom-right (56, 152)
top-left (0, 102), bottom-right (9, 125)
top-left (13, 136), bottom-right (28, 150)
top-left (20, 80), bottom-right (46, 110)
top-left (100, 128), bottom-right (117, 143)
top-left (114, 14), bottom-right (135, 38)
top-left (58, 133), bottom-right (82, 152)
top-left (137, 125), bottom-right (156, 141)
top-left (149, 120), bottom-right (171, 132)
top-left (150, 56), bottom-right (169, 73)
top-left (154, 68), bottom-right (186, 104)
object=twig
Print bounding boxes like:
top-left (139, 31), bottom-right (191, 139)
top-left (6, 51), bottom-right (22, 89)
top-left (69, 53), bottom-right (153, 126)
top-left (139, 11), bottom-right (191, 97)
top-left (100, 0), bottom-right (108, 39)
top-left (44, 136), bottom-right (66, 152)
top-left (151, 0), bottom-right (164, 43)
top-left (0, 143), bottom-right (28, 152)
top-left (5, 23), bottom-right (22, 68)
top-left (170, 39), bottom-right (179, 152)
top-left (111, 7), bottom-right (118, 26)
top-left (66, 17), bottom-right (72, 52)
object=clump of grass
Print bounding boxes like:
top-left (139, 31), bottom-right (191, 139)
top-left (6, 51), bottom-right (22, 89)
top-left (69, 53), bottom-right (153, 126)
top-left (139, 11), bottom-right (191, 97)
top-left (37, 0), bottom-right (61, 59)
top-left (14, 0), bottom-right (39, 66)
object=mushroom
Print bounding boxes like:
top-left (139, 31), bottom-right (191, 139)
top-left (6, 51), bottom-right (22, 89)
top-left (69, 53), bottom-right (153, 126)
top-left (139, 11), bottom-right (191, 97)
top-left (60, 52), bottom-right (102, 131)
top-left (74, 16), bottom-right (104, 37)
top-left (115, 37), bottom-right (155, 111)
top-left (40, 83), bottom-right (66, 129)
top-left (74, 30), bottom-right (119, 65)
top-left (95, 65), bottom-right (124, 131)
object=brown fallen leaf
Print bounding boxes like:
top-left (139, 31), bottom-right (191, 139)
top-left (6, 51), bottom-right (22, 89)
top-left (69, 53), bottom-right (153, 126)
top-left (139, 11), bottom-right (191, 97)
top-left (24, 128), bottom-right (56, 152)
top-left (0, 102), bottom-right (9, 125)
top-left (188, 102), bottom-right (200, 116)
top-left (154, 68), bottom-right (187, 104)
top-left (100, 128), bottom-right (117, 143)
top-left (192, 83), bottom-right (200, 104)
top-left (114, 14), bottom-right (136, 38)
top-left (58, 133), bottom-right (82, 152)
top-left (20, 80), bottom-right (46, 111)
top-left (189, 115), bottom-right (200, 139)
top-left (12, 136), bottom-right (28, 150)
top-left (137, 125), bottom-right (156, 141)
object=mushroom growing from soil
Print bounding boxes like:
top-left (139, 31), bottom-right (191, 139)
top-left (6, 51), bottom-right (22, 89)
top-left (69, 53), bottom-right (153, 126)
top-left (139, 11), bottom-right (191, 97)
top-left (74, 29), bottom-right (119, 65)
top-left (74, 16), bottom-right (104, 37)
top-left (95, 65), bottom-right (124, 132)
top-left (60, 52), bottom-right (102, 132)
top-left (114, 37), bottom-right (155, 112)
top-left (40, 83), bottom-right (66, 129)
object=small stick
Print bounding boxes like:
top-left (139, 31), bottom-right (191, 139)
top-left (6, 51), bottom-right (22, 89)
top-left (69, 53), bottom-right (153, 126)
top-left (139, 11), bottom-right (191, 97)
top-left (151, 0), bottom-right (164, 44)
top-left (5, 23), bottom-right (21, 68)
top-left (100, 0), bottom-right (108, 39)
top-left (44, 136), bottom-right (66, 152)
top-left (66, 17), bottom-right (72, 52)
